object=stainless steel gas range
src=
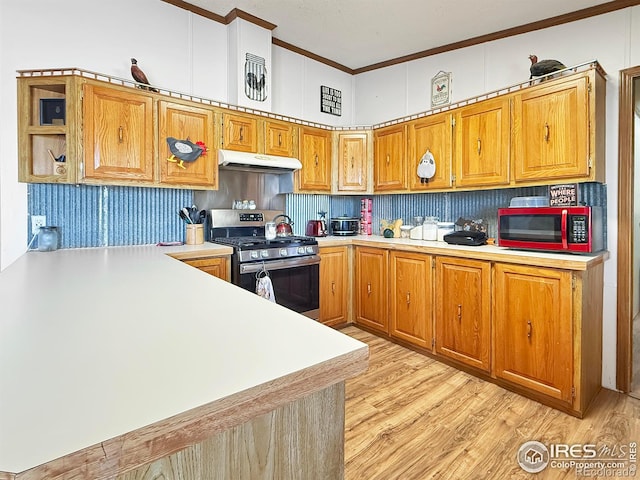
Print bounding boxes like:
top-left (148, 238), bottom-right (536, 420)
top-left (207, 209), bottom-right (320, 319)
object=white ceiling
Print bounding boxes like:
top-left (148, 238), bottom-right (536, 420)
top-left (185, 0), bottom-right (613, 70)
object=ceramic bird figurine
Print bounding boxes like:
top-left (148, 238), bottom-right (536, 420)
top-left (166, 137), bottom-right (206, 169)
top-left (529, 55), bottom-right (566, 80)
top-left (130, 58), bottom-right (159, 92)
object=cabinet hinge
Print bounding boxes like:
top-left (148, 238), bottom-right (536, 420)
top-left (451, 174), bottom-right (456, 185)
top-left (432, 338), bottom-right (435, 348)
top-left (451, 117), bottom-right (456, 127)
top-left (588, 157), bottom-right (593, 169)
top-left (587, 83), bottom-right (592, 93)
top-left (431, 257), bottom-right (436, 268)
top-left (571, 274), bottom-right (576, 290)
top-left (571, 386), bottom-right (576, 399)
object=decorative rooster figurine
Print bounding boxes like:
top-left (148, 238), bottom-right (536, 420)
top-left (130, 58), bottom-right (159, 92)
top-left (529, 55), bottom-right (566, 80)
top-left (166, 137), bottom-right (207, 169)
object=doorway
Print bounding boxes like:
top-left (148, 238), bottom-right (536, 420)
top-left (617, 66), bottom-right (640, 395)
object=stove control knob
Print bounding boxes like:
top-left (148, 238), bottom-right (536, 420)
top-left (279, 248), bottom-right (288, 256)
top-left (250, 251), bottom-right (259, 259)
top-left (261, 250), bottom-right (269, 258)
top-left (297, 247), bottom-right (305, 254)
top-left (306, 246), bottom-right (314, 254)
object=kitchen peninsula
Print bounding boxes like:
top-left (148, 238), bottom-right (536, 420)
top-left (0, 245), bottom-right (368, 479)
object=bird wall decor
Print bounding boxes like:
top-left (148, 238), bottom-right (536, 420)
top-left (529, 55), bottom-right (566, 81)
top-left (166, 137), bottom-right (207, 169)
top-left (130, 58), bottom-right (159, 92)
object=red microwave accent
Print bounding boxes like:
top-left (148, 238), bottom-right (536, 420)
top-left (498, 206), bottom-right (604, 254)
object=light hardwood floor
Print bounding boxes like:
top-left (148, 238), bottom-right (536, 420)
top-left (342, 326), bottom-right (640, 480)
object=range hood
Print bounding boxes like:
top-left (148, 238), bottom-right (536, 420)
top-left (218, 149), bottom-right (302, 173)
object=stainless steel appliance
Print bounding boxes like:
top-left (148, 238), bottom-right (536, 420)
top-left (497, 205), bottom-right (604, 253)
top-left (207, 209), bottom-right (320, 319)
top-left (330, 216), bottom-right (359, 236)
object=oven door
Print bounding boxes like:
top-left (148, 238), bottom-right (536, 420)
top-left (237, 255), bottom-right (320, 319)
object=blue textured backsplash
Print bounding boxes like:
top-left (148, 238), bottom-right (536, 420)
top-left (28, 184), bottom-right (193, 248)
top-left (28, 182), bottom-right (607, 249)
top-left (287, 182), bottom-right (608, 242)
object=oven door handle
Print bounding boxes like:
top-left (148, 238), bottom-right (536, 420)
top-left (561, 209), bottom-right (568, 249)
top-left (240, 255), bottom-right (321, 274)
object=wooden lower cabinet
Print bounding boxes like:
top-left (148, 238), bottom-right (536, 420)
top-left (182, 257), bottom-right (230, 282)
top-left (493, 263), bottom-right (573, 403)
top-left (355, 247), bottom-right (388, 334)
top-left (389, 251), bottom-right (433, 348)
top-left (435, 257), bottom-right (491, 372)
top-left (347, 246), bottom-right (603, 417)
top-left (319, 246), bottom-right (350, 326)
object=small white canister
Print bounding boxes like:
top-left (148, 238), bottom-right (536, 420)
top-left (436, 222), bottom-right (455, 242)
top-left (422, 216), bottom-right (438, 241)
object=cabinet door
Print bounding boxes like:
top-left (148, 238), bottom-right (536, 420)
top-left (390, 251), bottom-right (432, 348)
top-left (158, 101), bottom-right (216, 188)
top-left (223, 113), bottom-right (258, 152)
top-left (374, 124), bottom-right (406, 191)
top-left (183, 257), bottom-right (229, 282)
top-left (355, 247), bottom-right (388, 333)
top-left (494, 263), bottom-right (573, 402)
top-left (319, 246), bottom-right (349, 326)
top-left (83, 84), bottom-right (154, 182)
top-left (407, 114), bottom-right (452, 190)
top-left (338, 133), bottom-right (368, 192)
top-left (435, 257), bottom-right (490, 371)
top-left (298, 127), bottom-right (331, 191)
top-left (454, 98), bottom-right (510, 187)
top-left (265, 120), bottom-right (295, 157)
top-left (513, 76), bottom-right (589, 181)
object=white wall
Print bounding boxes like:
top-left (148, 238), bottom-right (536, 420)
top-left (354, 6), bottom-right (640, 390)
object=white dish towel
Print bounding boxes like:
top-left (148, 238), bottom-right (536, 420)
top-left (256, 275), bottom-right (276, 303)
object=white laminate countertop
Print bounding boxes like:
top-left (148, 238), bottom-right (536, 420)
top-left (0, 244), bottom-right (367, 474)
top-left (315, 235), bottom-right (609, 270)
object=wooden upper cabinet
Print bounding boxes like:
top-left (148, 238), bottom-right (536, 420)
top-left (337, 132), bottom-right (368, 192)
top-left (435, 257), bottom-right (491, 372)
top-left (83, 84), bottom-right (154, 182)
top-left (17, 76), bottom-right (78, 184)
top-left (407, 113), bottom-right (452, 190)
top-left (512, 75), bottom-right (589, 182)
top-left (454, 97), bottom-right (510, 187)
top-left (297, 126), bottom-right (331, 191)
top-left (374, 124), bottom-right (407, 191)
top-left (265, 119), bottom-right (295, 157)
top-left (389, 251), bottom-right (433, 348)
top-left (158, 101), bottom-right (216, 188)
top-left (494, 263), bottom-right (573, 403)
top-left (223, 112), bottom-right (258, 153)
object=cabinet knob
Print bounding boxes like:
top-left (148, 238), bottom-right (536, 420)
top-left (527, 319), bottom-right (532, 338)
top-left (544, 123), bottom-right (550, 142)
top-left (239, 126), bottom-right (244, 141)
top-left (367, 283), bottom-right (371, 295)
top-left (457, 304), bottom-right (462, 321)
top-left (331, 281), bottom-right (336, 294)
top-left (315, 154), bottom-right (319, 166)
top-left (278, 132), bottom-right (282, 146)
top-left (406, 292), bottom-right (411, 305)
top-left (386, 154), bottom-right (390, 164)
top-left (118, 126), bottom-right (124, 143)
top-left (477, 138), bottom-right (481, 155)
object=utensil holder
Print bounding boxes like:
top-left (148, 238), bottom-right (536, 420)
top-left (185, 224), bottom-right (204, 245)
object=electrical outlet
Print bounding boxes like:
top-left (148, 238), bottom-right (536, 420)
top-left (31, 215), bottom-right (46, 234)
